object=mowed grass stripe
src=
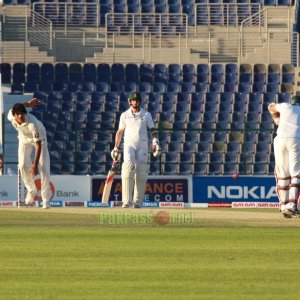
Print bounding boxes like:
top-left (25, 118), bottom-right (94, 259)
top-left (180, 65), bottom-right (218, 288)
top-left (0, 211), bottom-right (299, 299)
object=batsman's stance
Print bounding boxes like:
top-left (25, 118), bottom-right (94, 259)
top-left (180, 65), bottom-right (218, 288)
top-left (8, 99), bottom-right (51, 209)
top-left (111, 92), bottom-right (161, 208)
top-left (268, 95), bottom-right (300, 218)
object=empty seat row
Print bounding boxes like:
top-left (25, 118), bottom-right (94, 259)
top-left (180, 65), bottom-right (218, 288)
top-left (1, 62), bottom-right (294, 85)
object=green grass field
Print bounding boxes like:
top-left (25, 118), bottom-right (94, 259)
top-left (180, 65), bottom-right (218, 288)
top-left (0, 208), bottom-right (300, 300)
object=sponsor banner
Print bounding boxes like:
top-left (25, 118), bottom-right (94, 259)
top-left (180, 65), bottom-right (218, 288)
top-left (92, 176), bottom-right (189, 203)
top-left (185, 203), bottom-right (208, 208)
top-left (0, 175), bottom-right (90, 201)
top-left (143, 202), bottom-right (160, 208)
top-left (111, 201), bottom-right (123, 207)
top-left (87, 201), bottom-right (110, 208)
top-left (65, 201), bottom-right (85, 207)
top-left (159, 202), bottom-right (185, 208)
top-left (193, 176), bottom-right (277, 204)
top-left (0, 176), bottom-right (17, 200)
top-left (0, 201), bottom-right (16, 207)
top-left (232, 202), bottom-right (280, 209)
top-left (208, 202), bottom-right (232, 208)
top-left (50, 200), bottom-right (63, 207)
top-left (38, 200), bottom-right (63, 207)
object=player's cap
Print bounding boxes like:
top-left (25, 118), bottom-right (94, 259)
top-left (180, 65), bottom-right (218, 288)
top-left (291, 95), bottom-right (300, 106)
top-left (129, 92), bottom-right (142, 101)
top-left (12, 103), bottom-right (27, 115)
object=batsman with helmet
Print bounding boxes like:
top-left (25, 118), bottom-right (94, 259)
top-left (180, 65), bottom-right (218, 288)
top-left (111, 92), bottom-right (161, 208)
top-left (268, 95), bottom-right (300, 218)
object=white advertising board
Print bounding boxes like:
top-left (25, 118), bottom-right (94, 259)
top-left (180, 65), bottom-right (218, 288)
top-left (0, 175), bottom-right (90, 201)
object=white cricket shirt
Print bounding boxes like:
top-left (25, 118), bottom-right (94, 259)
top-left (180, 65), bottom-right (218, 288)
top-left (275, 103), bottom-right (300, 139)
top-left (119, 108), bottom-right (154, 145)
top-left (7, 110), bottom-right (47, 144)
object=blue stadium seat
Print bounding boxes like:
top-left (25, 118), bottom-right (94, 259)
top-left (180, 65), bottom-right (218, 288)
top-left (111, 63), bottom-right (125, 84)
top-left (139, 82), bottom-right (152, 93)
top-left (188, 111), bottom-right (201, 123)
top-left (124, 81), bottom-right (137, 93)
top-left (282, 64), bottom-right (295, 84)
top-left (96, 82), bottom-right (109, 93)
top-left (24, 82), bottom-right (37, 93)
top-left (0, 63), bottom-right (11, 84)
top-left (83, 63), bottom-right (97, 83)
top-left (182, 64), bottom-right (195, 82)
top-left (97, 63), bottom-right (110, 83)
top-left (13, 63), bottom-right (25, 84)
top-left (55, 63), bottom-right (68, 84)
top-left (26, 63), bottom-right (40, 83)
top-left (207, 163), bottom-right (223, 175)
top-left (69, 63), bottom-right (83, 83)
top-left (82, 81), bottom-right (95, 93)
top-left (125, 63), bottom-right (139, 84)
top-left (40, 63), bottom-right (54, 82)
top-left (139, 64), bottom-right (153, 84)
top-left (184, 131), bottom-right (199, 143)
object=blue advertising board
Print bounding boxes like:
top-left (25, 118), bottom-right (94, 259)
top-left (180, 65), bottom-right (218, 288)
top-left (193, 176), bottom-right (278, 203)
top-left (92, 177), bottom-right (189, 203)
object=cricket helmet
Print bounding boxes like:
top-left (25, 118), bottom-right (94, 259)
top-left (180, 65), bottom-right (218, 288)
top-left (128, 92), bottom-right (142, 107)
top-left (291, 95), bottom-right (300, 106)
top-left (12, 103), bottom-right (27, 115)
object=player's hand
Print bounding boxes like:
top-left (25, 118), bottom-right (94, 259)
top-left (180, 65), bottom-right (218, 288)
top-left (152, 138), bottom-right (161, 157)
top-left (111, 147), bottom-right (119, 161)
top-left (29, 165), bottom-right (38, 178)
top-left (26, 98), bottom-right (41, 107)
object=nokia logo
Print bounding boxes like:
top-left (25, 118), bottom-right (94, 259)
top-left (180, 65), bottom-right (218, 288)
top-left (208, 186), bottom-right (277, 199)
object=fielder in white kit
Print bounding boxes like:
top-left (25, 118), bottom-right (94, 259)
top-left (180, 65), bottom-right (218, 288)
top-left (268, 95), bottom-right (300, 218)
top-left (111, 92), bottom-right (161, 208)
top-left (7, 98), bottom-right (51, 209)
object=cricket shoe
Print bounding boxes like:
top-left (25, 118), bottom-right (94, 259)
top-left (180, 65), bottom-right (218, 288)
top-left (42, 202), bottom-right (50, 209)
top-left (282, 203), bottom-right (298, 218)
top-left (25, 190), bottom-right (36, 206)
top-left (133, 203), bottom-right (141, 208)
top-left (122, 203), bottom-right (131, 208)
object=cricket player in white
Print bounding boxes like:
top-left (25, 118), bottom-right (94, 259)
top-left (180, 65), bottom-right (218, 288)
top-left (268, 95), bottom-right (300, 218)
top-left (7, 98), bottom-right (51, 209)
top-left (111, 92), bottom-right (161, 208)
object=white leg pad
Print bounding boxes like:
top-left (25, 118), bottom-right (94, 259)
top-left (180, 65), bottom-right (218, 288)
top-left (290, 176), bottom-right (300, 210)
top-left (121, 161), bottom-right (135, 205)
top-left (133, 163), bottom-right (148, 205)
top-left (276, 176), bottom-right (291, 205)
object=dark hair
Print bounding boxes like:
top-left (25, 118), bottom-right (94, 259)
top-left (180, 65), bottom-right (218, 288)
top-left (12, 103), bottom-right (27, 115)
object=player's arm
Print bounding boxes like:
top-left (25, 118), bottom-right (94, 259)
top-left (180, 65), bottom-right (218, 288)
top-left (30, 140), bottom-right (41, 177)
top-left (268, 103), bottom-right (280, 125)
top-left (24, 98), bottom-right (41, 107)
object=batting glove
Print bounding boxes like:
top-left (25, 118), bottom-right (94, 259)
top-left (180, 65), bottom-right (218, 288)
top-left (111, 147), bottom-right (119, 161)
top-left (152, 138), bottom-right (161, 157)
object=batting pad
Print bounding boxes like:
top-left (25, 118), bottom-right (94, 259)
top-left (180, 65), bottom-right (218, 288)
top-left (133, 163), bottom-right (148, 204)
top-left (276, 177), bottom-right (291, 204)
top-left (289, 177), bottom-right (300, 208)
top-left (121, 161), bottom-right (135, 205)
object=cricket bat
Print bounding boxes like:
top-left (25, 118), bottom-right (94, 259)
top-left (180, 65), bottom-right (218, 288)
top-left (102, 158), bottom-right (120, 204)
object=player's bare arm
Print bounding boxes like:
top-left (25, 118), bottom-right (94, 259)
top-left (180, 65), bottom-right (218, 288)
top-left (268, 103), bottom-right (280, 124)
top-left (30, 140), bottom-right (42, 178)
top-left (24, 98), bottom-right (41, 107)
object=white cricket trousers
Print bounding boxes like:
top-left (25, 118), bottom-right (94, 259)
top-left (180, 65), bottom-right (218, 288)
top-left (18, 140), bottom-right (51, 203)
top-left (274, 136), bottom-right (300, 177)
